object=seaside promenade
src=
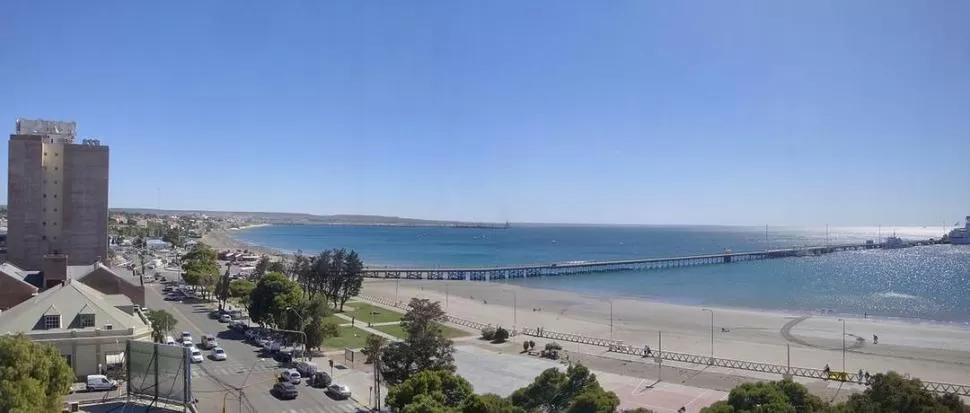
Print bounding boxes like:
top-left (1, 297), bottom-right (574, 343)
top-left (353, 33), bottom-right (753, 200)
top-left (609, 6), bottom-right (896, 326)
top-left (360, 243), bottom-right (895, 280)
top-left (360, 279), bottom-right (970, 398)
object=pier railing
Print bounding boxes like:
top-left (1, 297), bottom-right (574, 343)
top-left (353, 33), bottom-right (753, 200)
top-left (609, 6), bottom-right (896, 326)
top-left (360, 243), bottom-right (888, 281)
top-left (356, 294), bottom-right (970, 397)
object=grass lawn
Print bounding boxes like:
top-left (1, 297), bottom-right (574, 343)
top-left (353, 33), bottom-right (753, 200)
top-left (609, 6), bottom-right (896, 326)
top-left (321, 326), bottom-right (371, 350)
top-left (373, 323), bottom-right (471, 340)
top-left (321, 313), bottom-right (345, 326)
top-left (341, 302), bottom-right (403, 324)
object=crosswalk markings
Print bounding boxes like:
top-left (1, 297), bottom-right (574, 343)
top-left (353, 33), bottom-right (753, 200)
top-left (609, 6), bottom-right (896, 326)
top-left (190, 363), bottom-right (279, 378)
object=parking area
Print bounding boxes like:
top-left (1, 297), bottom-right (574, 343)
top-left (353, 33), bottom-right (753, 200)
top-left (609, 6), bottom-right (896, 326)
top-left (145, 279), bottom-right (361, 413)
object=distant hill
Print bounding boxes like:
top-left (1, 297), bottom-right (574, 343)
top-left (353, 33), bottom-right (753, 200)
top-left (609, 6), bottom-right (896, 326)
top-left (107, 208), bottom-right (508, 228)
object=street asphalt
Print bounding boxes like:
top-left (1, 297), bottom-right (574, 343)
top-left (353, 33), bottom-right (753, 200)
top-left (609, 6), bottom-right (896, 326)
top-left (143, 269), bottom-right (361, 413)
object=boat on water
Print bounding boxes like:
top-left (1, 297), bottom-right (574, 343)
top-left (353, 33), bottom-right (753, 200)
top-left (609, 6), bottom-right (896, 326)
top-left (949, 216), bottom-right (970, 245)
top-left (884, 234), bottom-right (905, 249)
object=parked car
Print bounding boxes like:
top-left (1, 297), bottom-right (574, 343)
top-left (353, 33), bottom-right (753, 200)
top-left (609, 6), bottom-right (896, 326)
top-left (180, 331), bottom-right (193, 343)
top-left (327, 384), bottom-right (351, 399)
top-left (279, 369), bottom-right (302, 385)
top-left (200, 334), bottom-right (218, 349)
top-left (85, 374), bottom-right (118, 391)
top-left (295, 361), bottom-right (319, 377)
top-left (272, 381), bottom-right (299, 400)
top-left (219, 313), bottom-right (232, 323)
top-left (209, 310), bottom-right (222, 319)
top-left (210, 347), bottom-right (228, 361)
top-left (190, 349), bottom-right (204, 363)
top-left (309, 371), bottom-right (332, 388)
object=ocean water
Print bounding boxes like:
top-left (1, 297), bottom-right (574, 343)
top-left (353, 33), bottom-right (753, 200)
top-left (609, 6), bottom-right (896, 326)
top-left (233, 224), bottom-right (970, 322)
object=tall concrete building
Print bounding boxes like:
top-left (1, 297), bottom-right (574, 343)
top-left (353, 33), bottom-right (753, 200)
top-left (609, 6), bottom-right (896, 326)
top-left (7, 119), bottom-right (109, 270)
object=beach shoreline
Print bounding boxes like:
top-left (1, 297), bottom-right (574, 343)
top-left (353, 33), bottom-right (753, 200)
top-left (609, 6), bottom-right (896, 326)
top-left (362, 279), bottom-right (970, 385)
top-left (206, 228), bottom-right (969, 327)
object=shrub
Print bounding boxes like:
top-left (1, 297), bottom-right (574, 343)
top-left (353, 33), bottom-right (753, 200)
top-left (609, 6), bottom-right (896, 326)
top-left (481, 326), bottom-right (496, 341)
top-left (492, 327), bottom-right (510, 343)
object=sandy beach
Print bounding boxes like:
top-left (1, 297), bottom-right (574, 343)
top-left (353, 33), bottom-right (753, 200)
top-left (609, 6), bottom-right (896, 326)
top-left (208, 227), bottom-right (970, 385)
top-left (201, 229), bottom-right (290, 261)
top-left (362, 279), bottom-right (970, 385)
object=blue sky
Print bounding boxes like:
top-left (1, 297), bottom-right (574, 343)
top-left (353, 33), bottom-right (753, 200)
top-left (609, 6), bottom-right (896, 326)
top-left (1, 1), bottom-right (968, 226)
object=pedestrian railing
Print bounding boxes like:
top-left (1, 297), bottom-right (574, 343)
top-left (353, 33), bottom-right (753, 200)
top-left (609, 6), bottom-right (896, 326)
top-left (354, 295), bottom-right (970, 396)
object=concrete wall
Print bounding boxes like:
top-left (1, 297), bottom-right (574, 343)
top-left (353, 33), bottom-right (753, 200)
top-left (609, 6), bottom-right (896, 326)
top-left (61, 144), bottom-right (109, 266)
top-left (7, 135), bottom-right (46, 269)
top-left (0, 276), bottom-right (37, 310)
top-left (80, 268), bottom-right (145, 307)
top-left (39, 327), bottom-right (152, 378)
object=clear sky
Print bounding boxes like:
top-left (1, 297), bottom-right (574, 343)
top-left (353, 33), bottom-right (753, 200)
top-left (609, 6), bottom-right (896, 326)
top-left (1, 1), bottom-right (968, 226)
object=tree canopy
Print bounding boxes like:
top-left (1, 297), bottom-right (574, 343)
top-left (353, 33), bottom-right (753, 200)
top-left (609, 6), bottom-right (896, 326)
top-left (291, 249), bottom-right (364, 310)
top-left (509, 364), bottom-right (619, 413)
top-left (0, 334), bottom-right (75, 413)
top-left (181, 243), bottom-right (220, 298)
top-left (228, 279), bottom-right (256, 300)
top-left (386, 369), bottom-right (476, 411)
top-left (148, 309), bottom-right (179, 343)
top-left (381, 298), bottom-right (457, 385)
top-left (701, 374), bottom-right (969, 413)
top-left (247, 271), bottom-right (305, 327)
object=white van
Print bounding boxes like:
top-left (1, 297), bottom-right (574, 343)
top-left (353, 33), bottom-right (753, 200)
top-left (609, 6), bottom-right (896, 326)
top-left (86, 374), bottom-right (118, 391)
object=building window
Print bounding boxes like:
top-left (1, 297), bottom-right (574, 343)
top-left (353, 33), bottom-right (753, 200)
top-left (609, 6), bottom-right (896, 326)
top-left (79, 314), bottom-right (95, 328)
top-left (43, 315), bottom-right (60, 329)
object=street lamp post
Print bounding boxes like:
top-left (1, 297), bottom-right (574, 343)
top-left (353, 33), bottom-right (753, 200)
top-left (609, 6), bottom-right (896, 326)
top-left (609, 300), bottom-right (614, 340)
top-left (702, 308), bottom-right (714, 363)
top-left (839, 318), bottom-right (846, 372)
top-left (285, 307), bottom-right (308, 361)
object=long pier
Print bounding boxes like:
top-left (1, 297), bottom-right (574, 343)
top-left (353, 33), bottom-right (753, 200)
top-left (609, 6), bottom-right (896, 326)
top-left (362, 243), bottom-right (883, 280)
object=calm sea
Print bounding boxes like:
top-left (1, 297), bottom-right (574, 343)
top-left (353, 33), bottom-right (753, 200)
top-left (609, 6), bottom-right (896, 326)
top-left (233, 224), bottom-right (970, 323)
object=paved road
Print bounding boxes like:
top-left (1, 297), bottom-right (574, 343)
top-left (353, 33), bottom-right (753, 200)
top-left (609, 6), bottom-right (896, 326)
top-left (144, 277), bottom-right (360, 413)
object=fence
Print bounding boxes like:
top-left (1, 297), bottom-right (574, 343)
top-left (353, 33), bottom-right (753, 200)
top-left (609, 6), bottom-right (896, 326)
top-left (356, 294), bottom-right (970, 397)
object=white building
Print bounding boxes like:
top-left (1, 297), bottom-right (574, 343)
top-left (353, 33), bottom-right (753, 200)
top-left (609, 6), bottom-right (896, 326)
top-left (0, 278), bottom-right (151, 378)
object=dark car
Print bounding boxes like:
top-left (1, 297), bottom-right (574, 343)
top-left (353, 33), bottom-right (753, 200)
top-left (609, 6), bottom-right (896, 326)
top-left (309, 372), bottom-right (332, 388)
top-left (272, 381), bottom-right (299, 400)
top-left (209, 310), bottom-right (222, 319)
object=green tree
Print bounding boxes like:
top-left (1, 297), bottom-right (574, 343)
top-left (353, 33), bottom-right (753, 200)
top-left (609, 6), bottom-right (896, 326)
top-left (182, 243), bottom-right (220, 299)
top-left (248, 272), bottom-right (305, 327)
top-left (364, 333), bottom-right (388, 364)
top-left (336, 250), bottom-right (364, 311)
top-left (267, 260), bottom-right (287, 274)
top-left (840, 372), bottom-right (968, 413)
top-left (381, 298), bottom-right (457, 385)
top-left (304, 319), bottom-right (339, 351)
top-left (509, 363), bottom-right (619, 413)
top-left (253, 256), bottom-right (271, 279)
top-left (148, 309), bottom-right (178, 343)
top-left (386, 370), bottom-right (475, 411)
top-left (0, 334), bottom-right (75, 413)
top-left (460, 394), bottom-right (526, 413)
top-left (228, 279), bottom-right (256, 299)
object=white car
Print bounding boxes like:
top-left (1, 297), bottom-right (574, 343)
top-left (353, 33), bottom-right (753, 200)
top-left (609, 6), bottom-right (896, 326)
top-left (210, 347), bottom-right (227, 361)
top-left (180, 331), bottom-right (192, 343)
top-left (190, 349), bottom-right (204, 363)
top-left (219, 314), bottom-right (232, 323)
top-left (182, 339), bottom-right (194, 348)
top-left (280, 369), bottom-right (302, 384)
top-left (327, 384), bottom-right (351, 399)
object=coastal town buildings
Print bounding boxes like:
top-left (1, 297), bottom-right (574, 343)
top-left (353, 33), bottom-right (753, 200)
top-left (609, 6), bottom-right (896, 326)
top-left (7, 119), bottom-right (110, 269)
top-left (0, 253), bottom-right (148, 377)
